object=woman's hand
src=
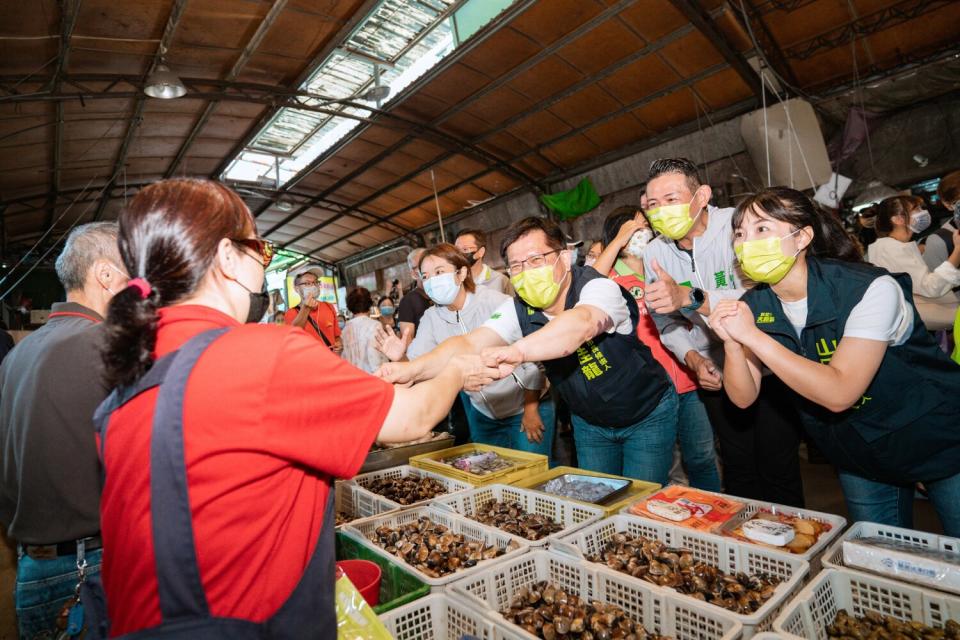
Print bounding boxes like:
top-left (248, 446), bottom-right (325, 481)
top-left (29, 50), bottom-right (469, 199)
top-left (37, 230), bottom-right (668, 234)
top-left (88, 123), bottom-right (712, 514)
top-left (450, 354), bottom-right (503, 391)
top-left (374, 324), bottom-right (407, 362)
top-left (710, 300), bottom-right (757, 344)
top-left (613, 219), bottom-right (642, 249)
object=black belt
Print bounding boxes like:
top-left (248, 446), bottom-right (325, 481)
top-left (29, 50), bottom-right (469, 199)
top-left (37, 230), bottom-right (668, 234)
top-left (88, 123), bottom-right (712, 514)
top-left (21, 535), bottom-right (102, 560)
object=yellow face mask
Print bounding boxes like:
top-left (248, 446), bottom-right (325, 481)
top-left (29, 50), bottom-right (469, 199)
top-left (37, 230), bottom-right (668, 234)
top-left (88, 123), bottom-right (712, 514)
top-left (510, 255), bottom-right (566, 309)
top-left (645, 192), bottom-right (704, 240)
top-left (735, 229), bottom-right (801, 284)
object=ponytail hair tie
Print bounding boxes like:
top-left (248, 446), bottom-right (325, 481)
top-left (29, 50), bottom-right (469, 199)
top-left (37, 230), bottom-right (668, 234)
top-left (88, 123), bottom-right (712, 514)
top-left (128, 278), bottom-right (152, 299)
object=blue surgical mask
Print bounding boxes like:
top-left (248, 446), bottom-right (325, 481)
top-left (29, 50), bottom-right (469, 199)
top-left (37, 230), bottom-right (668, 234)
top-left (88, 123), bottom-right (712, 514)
top-left (424, 272), bottom-right (461, 306)
top-left (380, 306), bottom-right (395, 317)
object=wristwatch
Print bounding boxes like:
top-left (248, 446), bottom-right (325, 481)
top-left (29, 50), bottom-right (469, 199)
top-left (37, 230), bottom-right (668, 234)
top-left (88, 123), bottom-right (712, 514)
top-left (683, 287), bottom-right (706, 312)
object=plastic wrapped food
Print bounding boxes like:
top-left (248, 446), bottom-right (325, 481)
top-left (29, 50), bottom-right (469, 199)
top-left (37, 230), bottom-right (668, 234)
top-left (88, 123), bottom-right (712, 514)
top-left (537, 475), bottom-right (630, 504)
top-left (629, 486), bottom-right (743, 532)
top-left (842, 536), bottom-right (960, 595)
top-left (724, 511), bottom-right (831, 554)
top-left (442, 451), bottom-right (513, 475)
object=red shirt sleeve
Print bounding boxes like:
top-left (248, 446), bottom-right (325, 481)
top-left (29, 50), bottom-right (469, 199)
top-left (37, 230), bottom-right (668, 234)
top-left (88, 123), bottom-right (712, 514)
top-left (262, 328), bottom-right (393, 479)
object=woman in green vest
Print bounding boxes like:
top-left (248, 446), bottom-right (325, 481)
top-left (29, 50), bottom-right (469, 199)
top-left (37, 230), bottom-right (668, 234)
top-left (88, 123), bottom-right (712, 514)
top-left (709, 187), bottom-right (960, 535)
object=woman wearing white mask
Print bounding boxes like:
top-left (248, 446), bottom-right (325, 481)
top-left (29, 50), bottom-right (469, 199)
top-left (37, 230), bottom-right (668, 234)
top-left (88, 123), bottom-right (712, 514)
top-left (592, 206), bottom-right (720, 491)
top-left (377, 243), bottom-right (555, 460)
top-left (867, 195), bottom-right (960, 331)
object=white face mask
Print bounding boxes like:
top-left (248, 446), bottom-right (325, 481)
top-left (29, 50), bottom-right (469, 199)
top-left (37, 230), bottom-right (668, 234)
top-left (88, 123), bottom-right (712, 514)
top-left (299, 285), bottom-right (320, 300)
top-left (908, 209), bottom-right (932, 234)
top-left (584, 257), bottom-right (597, 268)
top-left (625, 229), bottom-right (654, 258)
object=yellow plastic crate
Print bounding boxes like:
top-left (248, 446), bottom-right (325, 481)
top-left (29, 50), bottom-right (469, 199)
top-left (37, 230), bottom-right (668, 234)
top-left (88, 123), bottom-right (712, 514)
top-left (510, 466), bottom-right (660, 517)
top-left (408, 444), bottom-right (547, 487)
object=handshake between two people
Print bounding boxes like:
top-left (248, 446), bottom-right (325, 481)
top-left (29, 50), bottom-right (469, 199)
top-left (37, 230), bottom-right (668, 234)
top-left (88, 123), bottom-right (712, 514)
top-left (374, 343), bottom-right (526, 391)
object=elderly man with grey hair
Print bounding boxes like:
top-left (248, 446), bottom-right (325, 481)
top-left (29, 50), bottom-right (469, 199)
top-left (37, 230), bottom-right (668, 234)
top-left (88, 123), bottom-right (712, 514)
top-left (0, 221), bottom-right (127, 639)
top-left (396, 247), bottom-right (432, 347)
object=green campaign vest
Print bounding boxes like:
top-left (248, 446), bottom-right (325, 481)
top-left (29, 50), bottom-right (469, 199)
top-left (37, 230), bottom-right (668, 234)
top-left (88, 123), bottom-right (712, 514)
top-left (742, 257), bottom-right (960, 483)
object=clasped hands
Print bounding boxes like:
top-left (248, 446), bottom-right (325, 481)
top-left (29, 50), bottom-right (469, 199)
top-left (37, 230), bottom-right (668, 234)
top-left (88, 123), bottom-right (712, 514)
top-left (373, 343), bottom-right (526, 392)
top-left (707, 300), bottom-right (759, 345)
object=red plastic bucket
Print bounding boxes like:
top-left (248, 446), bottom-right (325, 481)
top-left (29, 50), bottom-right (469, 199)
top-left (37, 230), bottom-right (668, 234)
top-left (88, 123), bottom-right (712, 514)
top-left (336, 560), bottom-right (381, 606)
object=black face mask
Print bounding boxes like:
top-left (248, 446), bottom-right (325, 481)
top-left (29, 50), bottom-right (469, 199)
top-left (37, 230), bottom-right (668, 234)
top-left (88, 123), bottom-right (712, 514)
top-left (234, 278), bottom-right (270, 323)
top-left (463, 251), bottom-right (478, 266)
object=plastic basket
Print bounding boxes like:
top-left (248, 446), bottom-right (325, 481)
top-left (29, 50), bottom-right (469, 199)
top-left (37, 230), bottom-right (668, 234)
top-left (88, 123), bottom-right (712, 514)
top-left (335, 480), bottom-right (397, 528)
top-left (625, 485), bottom-right (847, 573)
top-left (510, 466), bottom-right (661, 517)
top-left (450, 548), bottom-right (743, 640)
top-left (431, 483), bottom-right (605, 547)
top-left (378, 592), bottom-right (496, 639)
top-left (345, 464), bottom-right (472, 515)
top-left (335, 532), bottom-right (430, 615)
top-left (557, 513), bottom-right (809, 637)
top-left (409, 444), bottom-right (548, 487)
top-left (341, 504), bottom-right (530, 586)
top-left (822, 520), bottom-right (960, 573)
top-left (773, 568), bottom-right (960, 640)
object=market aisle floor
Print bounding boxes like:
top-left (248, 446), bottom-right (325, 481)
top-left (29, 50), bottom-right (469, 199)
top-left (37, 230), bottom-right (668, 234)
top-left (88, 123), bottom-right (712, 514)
top-left (0, 456), bottom-right (944, 639)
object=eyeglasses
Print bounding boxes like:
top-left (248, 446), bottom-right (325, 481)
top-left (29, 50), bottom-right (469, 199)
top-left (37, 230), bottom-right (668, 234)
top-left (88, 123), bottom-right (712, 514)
top-left (507, 250), bottom-right (560, 276)
top-left (232, 237), bottom-right (275, 267)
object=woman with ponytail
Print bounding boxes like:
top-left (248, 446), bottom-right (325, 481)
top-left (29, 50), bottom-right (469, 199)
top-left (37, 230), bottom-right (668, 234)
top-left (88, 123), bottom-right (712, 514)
top-left (708, 187), bottom-right (960, 534)
top-left (96, 179), bottom-right (494, 638)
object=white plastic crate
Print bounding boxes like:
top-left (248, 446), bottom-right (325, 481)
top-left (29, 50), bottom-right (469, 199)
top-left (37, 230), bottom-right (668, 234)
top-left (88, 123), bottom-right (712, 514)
top-left (379, 592), bottom-right (496, 640)
top-left (558, 513), bottom-right (809, 637)
top-left (334, 480), bottom-right (396, 528)
top-left (342, 504), bottom-right (530, 586)
top-left (822, 520), bottom-right (960, 573)
top-left (625, 486), bottom-right (846, 573)
top-left (346, 464), bottom-right (472, 516)
top-left (450, 548), bottom-right (743, 640)
top-left (431, 483), bottom-right (605, 547)
top-left (774, 568), bottom-right (960, 640)
top-left (750, 634), bottom-right (792, 639)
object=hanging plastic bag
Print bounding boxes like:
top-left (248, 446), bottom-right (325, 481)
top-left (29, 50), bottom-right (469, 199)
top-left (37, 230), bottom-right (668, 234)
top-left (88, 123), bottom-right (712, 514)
top-left (335, 567), bottom-right (392, 640)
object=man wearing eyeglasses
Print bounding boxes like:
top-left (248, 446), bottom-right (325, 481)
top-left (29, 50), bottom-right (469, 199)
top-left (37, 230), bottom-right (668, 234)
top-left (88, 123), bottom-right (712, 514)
top-left (284, 267), bottom-right (342, 354)
top-left (377, 216), bottom-right (677, 483)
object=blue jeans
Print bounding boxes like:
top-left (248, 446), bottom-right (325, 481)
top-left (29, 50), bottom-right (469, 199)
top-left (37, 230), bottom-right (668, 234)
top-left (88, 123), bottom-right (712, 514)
top-left (16, 547), bottom-right (103, 640)
top-left (460, 392), bottom-right (556, 466)
top-left (676, 390), bottom-right (722, 492)
top-left (838, 470), bottom-right (960, 537)
top-left (571, 387), bottom-right (679, 484)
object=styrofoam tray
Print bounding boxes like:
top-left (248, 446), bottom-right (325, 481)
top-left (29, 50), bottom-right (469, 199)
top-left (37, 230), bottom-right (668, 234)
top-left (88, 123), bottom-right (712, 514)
top-left (341, 504), bottom-right (529, 586)
top-left (625, 485), bottom-right (846, 572)
top-left (345, 464), bottom-right (472, 516)
top-left (431, 483), bottom-right (605, 547)
top-left (822, 520), bottom-right (960, 574)
top-left (774, 568), bottom-right (960, 640)
top-left (378, 592), bottom-right (496, 639)
top-left (334, 480), bottom-right (397, 528)
top-left (449, 548), bottom-right (743, 640)
top-left (558, 513), bottom-right (809, 637)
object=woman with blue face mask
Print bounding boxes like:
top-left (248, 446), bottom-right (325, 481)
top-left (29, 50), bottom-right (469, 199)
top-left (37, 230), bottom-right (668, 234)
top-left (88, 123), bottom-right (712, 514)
top-left (710, 187), bottom-right (960, 534)
top-left (866, 195), bottom-right (960, 331)
top-left (377, 296), bottom-right (397, 332)
top-left (376, 243), bottom-right (556, 461)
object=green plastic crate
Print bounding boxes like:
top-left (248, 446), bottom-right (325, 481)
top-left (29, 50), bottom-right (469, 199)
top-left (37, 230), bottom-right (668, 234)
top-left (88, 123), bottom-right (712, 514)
top-left (335, 532), bottom-right (430, 615)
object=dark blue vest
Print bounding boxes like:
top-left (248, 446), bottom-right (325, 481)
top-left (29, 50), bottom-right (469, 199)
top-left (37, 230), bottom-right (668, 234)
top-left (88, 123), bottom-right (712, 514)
top-left (514, 266), bottom-right (670, 428)
top-left (742, 257), bottom-right (960, 484)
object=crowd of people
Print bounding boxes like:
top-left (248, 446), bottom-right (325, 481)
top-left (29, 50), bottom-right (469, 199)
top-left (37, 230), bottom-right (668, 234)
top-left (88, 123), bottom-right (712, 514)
top-left (1, 162), bottom-right (959, 638)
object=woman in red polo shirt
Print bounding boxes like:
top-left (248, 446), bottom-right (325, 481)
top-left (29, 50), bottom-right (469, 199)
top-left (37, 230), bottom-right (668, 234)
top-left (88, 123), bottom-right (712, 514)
top-left (95, 179), bottom-right (491, 638)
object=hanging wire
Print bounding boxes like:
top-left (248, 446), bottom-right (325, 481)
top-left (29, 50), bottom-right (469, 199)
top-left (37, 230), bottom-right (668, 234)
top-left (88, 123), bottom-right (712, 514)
top-left (0, 175), bottom-right (110, 301)
top-left (850, 38), bottom-right (878, 178)
top-left (688, 91), bottom-right (751, 187)
top-left (761, 70), bottom-right (771, 186)
top-left (430, 169), bottom-right (445, 243)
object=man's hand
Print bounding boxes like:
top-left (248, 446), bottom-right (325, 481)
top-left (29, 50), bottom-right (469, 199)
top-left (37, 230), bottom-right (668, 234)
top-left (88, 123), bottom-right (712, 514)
top-left (685, 350), bottom-right (722, 391)
top-left (450, 354), bottom-right (503, 391)
top-left (480, 344), bottom-right (525, 379)
top-left (332, 337), bottom-right (343, 355)
top-left (520, 405), bottom-right (545, 444)
top-left (374, 324), bottom-right (407, 362)
top-left (374, 361), bottom-right (418, 386)
top-left (302, 291), bottom-right (319, 309)
top-left (645, 259), bottom-right (692, 314)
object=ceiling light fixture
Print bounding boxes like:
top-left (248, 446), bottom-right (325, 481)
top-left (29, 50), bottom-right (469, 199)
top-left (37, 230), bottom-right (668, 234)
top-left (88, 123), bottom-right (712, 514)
top-left (144, 64), bottom-right (187, 99)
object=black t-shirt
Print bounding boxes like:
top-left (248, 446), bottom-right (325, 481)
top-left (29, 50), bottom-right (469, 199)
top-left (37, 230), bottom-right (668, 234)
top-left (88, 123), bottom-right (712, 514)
top-left (396, 287), bottom-right (432, 334)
